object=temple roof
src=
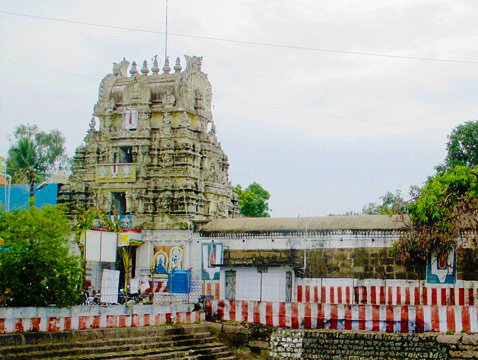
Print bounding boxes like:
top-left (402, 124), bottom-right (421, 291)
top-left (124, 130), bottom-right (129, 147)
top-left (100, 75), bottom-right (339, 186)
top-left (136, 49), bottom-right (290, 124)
top-left (201, 215), bottom-right (407, 233)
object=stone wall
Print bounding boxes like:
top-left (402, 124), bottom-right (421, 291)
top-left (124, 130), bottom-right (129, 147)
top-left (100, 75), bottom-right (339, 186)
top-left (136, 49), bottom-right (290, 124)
top-left (304, 248), bottom-right (425, 280)
top-left (269, 329), bottom-right (478, 360)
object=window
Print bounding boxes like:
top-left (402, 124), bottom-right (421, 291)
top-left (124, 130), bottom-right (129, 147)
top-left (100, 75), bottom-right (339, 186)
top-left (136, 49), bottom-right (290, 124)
top-left (225, 270), bottom-right (236, 300)
top-left (119, 147), bottom-right (133, 163)
top-left (111, 192), bottom-right (126, 215)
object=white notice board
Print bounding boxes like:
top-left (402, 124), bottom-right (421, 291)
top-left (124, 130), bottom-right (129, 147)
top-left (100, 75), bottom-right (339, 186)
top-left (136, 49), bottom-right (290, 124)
top-left (85, 230), bottom-right (101, 261)
top-left (101, 269), bottom-right (120, 304)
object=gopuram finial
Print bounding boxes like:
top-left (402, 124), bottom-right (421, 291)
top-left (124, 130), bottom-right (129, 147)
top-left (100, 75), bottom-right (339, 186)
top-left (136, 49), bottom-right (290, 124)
top-left (174, 57), bottom-right (182, 73)
top-left (151, 55), bottom-right (160, 75)
top-left (129, 61), bottom-right (139, 76)
top-left (163, 57), bottom-right (171, 74)
top-left (141, 60), bottom-right (149, 75)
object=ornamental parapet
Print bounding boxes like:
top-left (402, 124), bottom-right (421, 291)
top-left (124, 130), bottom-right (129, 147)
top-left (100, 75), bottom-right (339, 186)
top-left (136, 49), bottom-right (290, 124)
top-left (95, 163), bottom-right (136, 183)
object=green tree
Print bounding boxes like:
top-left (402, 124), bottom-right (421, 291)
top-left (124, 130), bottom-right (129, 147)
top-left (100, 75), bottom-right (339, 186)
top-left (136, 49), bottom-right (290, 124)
top-left (6, 124), bottom-right (69, 184)
top-left (362, 191), bottom-right (406, 215)
top-left (235, 182), bottom-right (271, 217)
top-left (0, 205), bottom-right (82, 307)
top-left (394, 165), bottom-right (478, 263)
top-left (442, 120), bottom-right (478, 170)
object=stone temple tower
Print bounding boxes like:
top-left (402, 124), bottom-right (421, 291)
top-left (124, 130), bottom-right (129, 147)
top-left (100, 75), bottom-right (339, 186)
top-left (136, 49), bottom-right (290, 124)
top-left (61, 55), bottom-right (239, 229)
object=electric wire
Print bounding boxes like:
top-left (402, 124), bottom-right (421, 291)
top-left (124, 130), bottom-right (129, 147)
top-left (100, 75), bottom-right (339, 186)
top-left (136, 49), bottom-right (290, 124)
top-left (1, 10), bottom-right (477, 65)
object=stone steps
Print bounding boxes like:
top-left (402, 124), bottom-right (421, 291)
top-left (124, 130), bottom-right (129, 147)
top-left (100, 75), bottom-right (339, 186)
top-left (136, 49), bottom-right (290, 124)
top-left (0, 325), bottom-right (237, 360)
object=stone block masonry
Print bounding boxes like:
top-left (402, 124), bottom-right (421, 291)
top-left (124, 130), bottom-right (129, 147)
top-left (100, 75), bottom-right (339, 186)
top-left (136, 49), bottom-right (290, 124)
top-left (269, 329), bottom-right (478, 360)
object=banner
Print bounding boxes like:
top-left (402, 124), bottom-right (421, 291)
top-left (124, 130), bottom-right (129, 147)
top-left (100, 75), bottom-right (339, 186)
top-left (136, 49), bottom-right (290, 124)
top-left (153, 246), bottom-right (184, 278)
top-left (427, 249), bottom-right (456, 284)
top-left (202, 243), bottom-right (223, 281)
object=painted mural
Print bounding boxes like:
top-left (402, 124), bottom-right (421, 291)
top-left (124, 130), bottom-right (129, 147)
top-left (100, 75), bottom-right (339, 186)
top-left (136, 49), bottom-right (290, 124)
top-left (426, 248), bottom-right (456, 284)
top-left (201, 243), bottom-right (223, 281)
top-left (153, 246), bottom-right (184, 278)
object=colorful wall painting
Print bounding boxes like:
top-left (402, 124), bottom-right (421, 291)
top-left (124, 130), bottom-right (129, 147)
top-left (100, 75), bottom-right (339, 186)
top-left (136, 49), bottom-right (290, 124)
top-left (153, 246), bottom-right (184, 278)
top-left (426, 248), bottom-right (456, 284)
top-left (201, 242), bottom-right (223, 281)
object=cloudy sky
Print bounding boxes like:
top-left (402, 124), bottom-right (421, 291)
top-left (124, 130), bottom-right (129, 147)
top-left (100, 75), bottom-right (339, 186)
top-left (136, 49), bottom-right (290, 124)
top-left (1, 0), bottom-right (478, 217)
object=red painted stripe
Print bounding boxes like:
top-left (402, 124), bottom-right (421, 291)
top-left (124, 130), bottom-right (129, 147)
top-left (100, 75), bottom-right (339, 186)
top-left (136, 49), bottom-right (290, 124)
top-left (415, 306), bottom-right (424, 333)
top-left (304, 303), bottom-right (311, 329)
top-left (317, 304), bottom-right (325, 329)
top-left (119, 315), bottom-right (126, 327)
top-left (441, 288), bottom-right (447, 306)
top-left (206, 300), bottom-right (213, 319)
top-left (330, 304), bottom-right (338, 330)
top-left (469, 288), bottom-right (474, 306)
top-left (372, 305), bottom-right (380, 332)
top-left (0, 319), bottom-right (4, 334)
top-left (242, 301), bottom-right (248, 322)
top-left (291, 303), bottom-right (299, 329)
top-left (131, 314), bottom-right (139, 327)
top-left (314, 286), bottom-right (319, 303)
top-left (218, 300), bottom-right (225, 320)
top-left (230, 300), bottom-right (236, 321)
top-left (176, 312), bottom-right (182, 324)
top-left (279, 302), bottom-right (286, 327)
top-left (48, 317), bottom-right (60, 332)
top-left (305, 285), bottom-right (310, 303)
top-left (14, 319), bottom-right (23, 333)
top-left (386, 305), bottom-right (394, 332)
top-left (266, 302), bottom-right (273, 326)
top-left (371, 286), bottom-right (377, 305)
top-left (92, 316), bottom-right (101, 329)
top-left (346, 286), bottom-right (351, 305)
top-left (431, 306), bottom-right (440, 332)
top-left (462, 306), bottom-right (470, 333)
top-left (422, 288), bottom-right (428, 305)
top-left (321, 286), bottom-right (326, 304)
top-left (186, 312), bottom-right (191, 323)
top-left (330, 286), bottom-right (335, 304)
top-left (297, 285), bottom-right (303, 302)
top-left (459, 288), bottom-right (465, 306)
top-left (449, 288), bottom-right (455, 306)
top-left (338, 287), bottom-right (343, 304)
top-left (106, 315), bottom-right (115, 328)
top-left (431, 288), bottom-right (437, 306)
top-left (396, 286), bottom-right (401, 305)
top-left (414, 287), bottom-right (420, 305)
top-left (165, 313), bottom-right (172, 324)
top-left (405, 287), bottom-right (411, 306)
top-left (207, 283), bottom-right (212, 296)
top-left (362, 287), bottom-right (368, 304)
top-left (143, 314), bottom-right (150, 327)
top-left (78, 316), bottom-right (87, 330)
top-left (215, 283), bottom-right (220, 300)
top-left (446, 306), bottom-right (455, 333)
top-left (400, 306), bottom-right (409, 333)
top-left (64, 317), bottom-right (71, 331)
top-left (358, 305), bottom-right (366, 330)
top-left (354, 287), bottom-right (359, 304)
top-left (30, 318), bottom-right (41, 331)
top-left (380, 286), bottom-right (386, 305)
top-left (344, 305), bottom-right (352, 330)
top-left (388, 287), bottom-right (393, 305)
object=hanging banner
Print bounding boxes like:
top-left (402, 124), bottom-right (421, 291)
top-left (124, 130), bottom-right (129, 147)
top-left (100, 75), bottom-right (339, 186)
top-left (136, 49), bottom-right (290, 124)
top-left (202, 243), bottom-right (223, 281)
top-left (152, 246), bottom-right (184, 278)
top-left (100, 269), bottom-right (120, 303)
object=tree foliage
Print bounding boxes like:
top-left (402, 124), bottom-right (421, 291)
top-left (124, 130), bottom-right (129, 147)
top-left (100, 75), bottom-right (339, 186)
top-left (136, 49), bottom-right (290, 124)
top-left (394, 166), bottom-right (478, 263)
top-left (6, 124), bottom-right (69, 183)
top-left (442, 120), bottom-right (478, 170)
top-left (235, 182), bottom-right (271, 217)
top-left (0, 205), bottom-right (82, 307)
top-left (362, 191), bottom-right (406, 215)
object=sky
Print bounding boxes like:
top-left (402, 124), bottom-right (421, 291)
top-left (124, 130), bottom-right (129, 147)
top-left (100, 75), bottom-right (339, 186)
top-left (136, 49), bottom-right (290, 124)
top-left (1, 0), bottom-right (478, 217)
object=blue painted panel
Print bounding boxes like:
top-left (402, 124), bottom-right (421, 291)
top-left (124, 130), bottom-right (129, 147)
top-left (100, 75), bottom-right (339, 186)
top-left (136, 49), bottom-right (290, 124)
top-left (0, 183), bottom-right (58, 211)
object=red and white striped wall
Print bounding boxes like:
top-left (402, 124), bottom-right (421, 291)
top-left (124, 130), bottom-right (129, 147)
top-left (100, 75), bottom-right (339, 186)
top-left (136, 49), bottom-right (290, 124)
top-left (203, 280), bottom-right (220, 299)
top-left (206, 299), bottom-right (478, 334)
top-left (295, 279), bottom-right (478, 306)
top-left (0, 304), bottom-right (204, 334)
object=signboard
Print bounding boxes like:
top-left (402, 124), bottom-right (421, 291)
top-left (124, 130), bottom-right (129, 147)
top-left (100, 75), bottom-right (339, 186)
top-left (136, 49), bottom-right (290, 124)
top-left (124, 110), bottom-right (139, 130)
top-left (85, 230), bottom-right (117, 263)
top-left (152, 246), bottom-right (184, 278)
top-left (202, 243), bottom-right (223, 281)
top-left (427, 249), bottom-right (456, 284)
top-left (100, 269), bottom-right (120, 303)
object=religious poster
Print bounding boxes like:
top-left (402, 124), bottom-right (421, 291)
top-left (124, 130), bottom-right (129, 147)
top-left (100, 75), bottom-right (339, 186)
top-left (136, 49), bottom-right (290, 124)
top-left (152, 245), bottom-right (184, 278)
top-left (426, 248), bottom-right (456, 284)
top-left (201, 242), bottom-right (223, 281)
top-left (124, 109), bottom-right (139, 130)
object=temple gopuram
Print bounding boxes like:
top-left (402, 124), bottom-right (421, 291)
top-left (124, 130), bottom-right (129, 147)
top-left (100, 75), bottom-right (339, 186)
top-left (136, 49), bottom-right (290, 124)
top-left (61, 55), bottom-right (239, 230)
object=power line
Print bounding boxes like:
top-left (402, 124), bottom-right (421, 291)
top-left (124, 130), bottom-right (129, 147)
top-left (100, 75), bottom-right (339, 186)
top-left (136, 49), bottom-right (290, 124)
top-left (0, 59), bottom-right (99, 80)
top-left (1, 10), bottom-right (478, 65)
